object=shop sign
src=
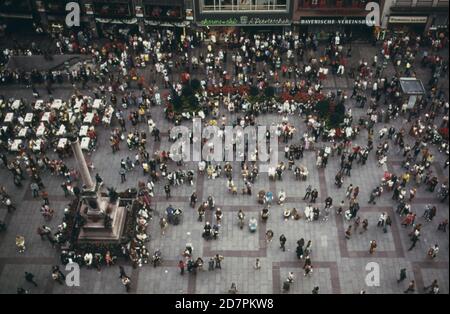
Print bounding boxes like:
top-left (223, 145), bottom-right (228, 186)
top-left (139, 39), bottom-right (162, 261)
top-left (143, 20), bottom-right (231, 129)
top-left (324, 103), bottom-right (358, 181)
top-left (299, 18), bottom-right (367, 25)
top-left (200, 16), bottom-right (291, 26)
top-left (200, 18), bottom-right (238, 26)
top-left (388, 16), bottom-right (428, 24)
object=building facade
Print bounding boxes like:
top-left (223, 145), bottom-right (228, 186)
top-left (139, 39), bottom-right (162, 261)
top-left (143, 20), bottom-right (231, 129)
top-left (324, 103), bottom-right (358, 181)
top-left (0, 0), bottom-right (190, 36)
top-left (292, 0), bottom-right (384, 38)
top-left (192, 0), bottom-right (294, 28)
top-left (382, 0), bottom-right (449, 33)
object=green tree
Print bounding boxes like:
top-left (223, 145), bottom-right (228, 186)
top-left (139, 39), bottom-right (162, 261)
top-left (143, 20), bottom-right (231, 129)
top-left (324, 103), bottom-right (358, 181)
top-left (335, 102), bottom-right (346, 115)
top-left (264, 86), bottom-right (275, 98)
top-left (329, 112), bottom-right (345, 128)
top-left (172, 95), bottom-right (183, 112)
top-left (315, 99), bottom-right (330, 118)
top-left (249, 86), bottom-right (259, 97)
top-left (188, 95), bottom-right (200, 111)
top-left (190, 79), bottom-right (201, 92)
top-left (182, 85), bottom-right (193, 98)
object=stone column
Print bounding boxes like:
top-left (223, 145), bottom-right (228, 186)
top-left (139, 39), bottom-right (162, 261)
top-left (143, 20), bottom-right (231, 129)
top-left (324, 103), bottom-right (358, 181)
top-left (70, 138), bottom-right (95, 191)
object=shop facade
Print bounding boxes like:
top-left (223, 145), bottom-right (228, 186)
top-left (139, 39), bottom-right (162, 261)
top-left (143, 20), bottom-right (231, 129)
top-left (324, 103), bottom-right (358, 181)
top-left (292, 0), bottom-right (383, 40)
top-left (192, 0), bottom-right (294, 34)
top-left (0, 0), bottom-right (190, 38)
top-left (386, 1), bottom-right (449, 34)
top-left (0, 0), bottom-right (38, 34)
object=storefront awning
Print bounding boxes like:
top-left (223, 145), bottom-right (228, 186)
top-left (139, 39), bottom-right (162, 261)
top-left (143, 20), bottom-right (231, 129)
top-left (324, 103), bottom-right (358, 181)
top-left (95, 18), bottom-right (138, 25)
top-left (0, 13), bottom-right (33, 19)
top-left (144, 20), bottom-right (190, 27)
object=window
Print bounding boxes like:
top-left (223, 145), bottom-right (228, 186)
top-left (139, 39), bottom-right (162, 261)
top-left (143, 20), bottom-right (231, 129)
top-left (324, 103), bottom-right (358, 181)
top-left (201, 0), bottom-right (288, 11)
top-left (238, 0), bottom-right (252, 10)
top-left (0, 0), bottom-right (31, 14)
top-left (343, 0), bottom-right (353, 7)
top-left (93, 2), bottom-right (131, 18)
top-left (326, 0), bottom-right (337, 6)
top-left (145, 5), bottom-right (182, 19)
top-left (46, 0), bottom-right (68, 15)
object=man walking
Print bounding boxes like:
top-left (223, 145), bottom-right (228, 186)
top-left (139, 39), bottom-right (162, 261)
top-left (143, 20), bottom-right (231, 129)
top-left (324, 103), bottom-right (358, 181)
top-left (359, 219), bottom-right (368, 234)
top-left (303, 185), bottom-right (312, 200)
top-left (397, 268), bottom-right (407, 283)
top-left (30, 182), bottom-right (39, 198)
top-left (427, 244), bottom-right (439, 259)
top-left (95, 173), bottom-right (103, 187)
top-left (121, 275), bottom-right (131, 293)
top-left (178, 260), bottom-right (185, 275)
top-left (423, 279), bottom-right (439, 294)
top-left (404, 280), bottom-right (415, 294)
top-left (25, 272), bottom-right (38, 287)
top-left (214, 254), bottom-right (223, 269)
top-left (119, 168), bottom-right (126, 183)
top-left (51, 266), bottom-right (66, 285)
top-left (369, 240), bottom-right (377, 254)
top-left (279, 234), bottom-right (287, 252)
top-left (254, 258), bottom-right (261, 270)
top-left (164, 184), bottom-right (171, 199)
top-left (208, 258), bottom-right (215, 271)
top-left (310, 189), bottom-right (319, 203)
top-left (345, 225), bottom-right (352, 239)
top-left (408, 233), bottom-right (420, 251)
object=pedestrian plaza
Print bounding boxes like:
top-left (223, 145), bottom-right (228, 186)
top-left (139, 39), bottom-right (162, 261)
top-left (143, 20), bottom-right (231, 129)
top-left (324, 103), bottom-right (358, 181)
top-left (0, 30), bottom-right (448, 294)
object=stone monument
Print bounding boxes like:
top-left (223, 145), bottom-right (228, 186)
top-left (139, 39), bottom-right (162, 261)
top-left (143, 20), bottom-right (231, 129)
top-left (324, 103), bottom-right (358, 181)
top-left (70, 138), bottom-right (127, 243)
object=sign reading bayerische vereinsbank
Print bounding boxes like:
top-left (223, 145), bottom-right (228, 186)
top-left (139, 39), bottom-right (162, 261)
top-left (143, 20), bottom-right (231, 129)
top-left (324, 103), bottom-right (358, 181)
top-left (199, 16), bottom-right (291, 26)
top-left (299, 18), bottom-right (368, 25)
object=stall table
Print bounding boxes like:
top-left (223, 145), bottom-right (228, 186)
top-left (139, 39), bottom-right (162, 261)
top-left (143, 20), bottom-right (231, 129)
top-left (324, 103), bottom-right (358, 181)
top-left (4, 112), bottom-right (14, 123)
top-left (79, 125), bottom-right (89, 137)
top-left (83, 112), bottom-right (94, 124)
top-left (41, 112), bottom-right (50, 123)
top-left (81, 137), bottom-right (91, 150)
top-left (18, 127), bottom-right (29, 138)
top-left (10, 139), bottom-right (23, 152)
top-left (24, 113), bottom-right (34, 124)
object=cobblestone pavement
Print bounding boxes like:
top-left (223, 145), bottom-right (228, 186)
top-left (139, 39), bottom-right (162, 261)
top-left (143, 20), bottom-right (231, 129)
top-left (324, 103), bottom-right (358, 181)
top-left (0, 41), bottom-right (448, 294)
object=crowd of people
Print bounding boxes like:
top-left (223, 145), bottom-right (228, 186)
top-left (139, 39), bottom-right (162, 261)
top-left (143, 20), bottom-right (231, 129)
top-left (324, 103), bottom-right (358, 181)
top-left (0, 24), bottom-right (448, 294)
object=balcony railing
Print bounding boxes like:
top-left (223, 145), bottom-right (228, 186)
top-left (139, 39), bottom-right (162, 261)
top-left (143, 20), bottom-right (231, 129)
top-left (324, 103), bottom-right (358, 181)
top-left (202, 4), bottom-right (289, 12)
top-left (297, 0), bottom-right (375, 9)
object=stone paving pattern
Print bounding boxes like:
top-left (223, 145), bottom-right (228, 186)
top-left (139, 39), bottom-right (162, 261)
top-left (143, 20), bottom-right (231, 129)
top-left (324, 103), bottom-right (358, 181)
top-left (0, 40), bottom-right (448, 294)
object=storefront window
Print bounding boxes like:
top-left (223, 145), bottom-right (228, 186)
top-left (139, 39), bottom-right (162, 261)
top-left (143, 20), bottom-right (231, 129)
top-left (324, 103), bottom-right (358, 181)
top-left (326, 0), bottom-right (336, 6)
top-left (0, 0), bottom-right (31, 14)
top-left (93, 1), bottom-right (131, 18)
top-left (45, 0), bottom-right (70, 15)
top-left (201, 0), bottom-right (288, 11)
top-left (343, 0), bottom-right (353, 7)
top-left (144, 5), bottom-right (182, 19)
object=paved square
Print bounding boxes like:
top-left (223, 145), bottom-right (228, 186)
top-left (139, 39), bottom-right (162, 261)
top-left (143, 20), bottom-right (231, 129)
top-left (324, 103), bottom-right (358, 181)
top-left (0, 31), bottom-right (448, 295)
